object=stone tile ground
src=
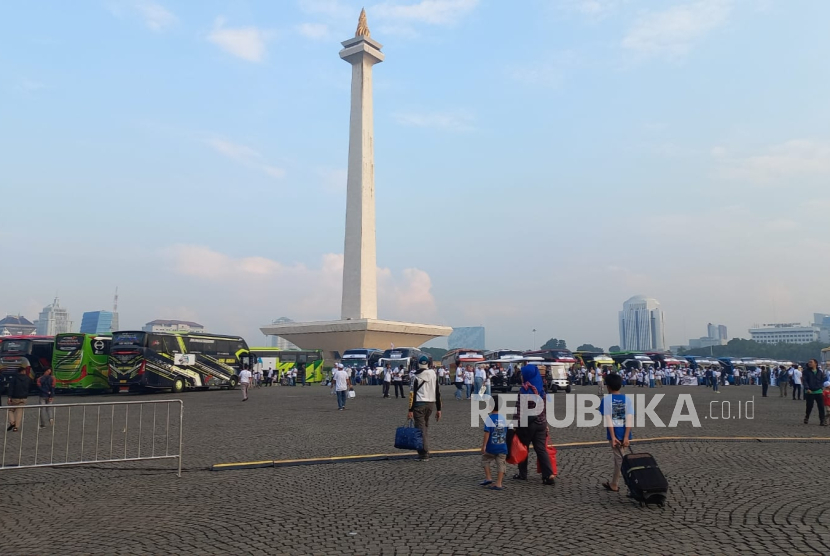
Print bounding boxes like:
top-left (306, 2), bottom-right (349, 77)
top-left (1, 383), bottom-right (827, 555)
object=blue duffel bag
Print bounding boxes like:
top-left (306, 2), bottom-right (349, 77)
top-left (394, 420), bottom-right (423, 451)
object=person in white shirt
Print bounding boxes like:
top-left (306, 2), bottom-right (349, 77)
top-left (792, 366), bottom-right (803, 400)
top-left (474, 366), bottom-right (487, 398)
top-left (407, 356), bottom-right (442, 461)
top-left (238, 366), bottom-right (252, 401)
top-left (332, 366), bottom-right (351, 410)
top-left (463, 366), bottom-right (475, 399)
top-left (454, 366), bottom-right (465, 400)
top-left (392, 366), bottom-right (406, 399)
top-left (382, 365), bottom-right (392, 399)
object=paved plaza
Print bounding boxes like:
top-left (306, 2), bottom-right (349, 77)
top-left (1, 382), bottom-right (828, 555)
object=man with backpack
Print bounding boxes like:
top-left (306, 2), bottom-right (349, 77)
top-left (407, 356), bottom-right (442, 461)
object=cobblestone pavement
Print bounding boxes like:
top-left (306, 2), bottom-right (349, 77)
top-left (1, 383), bottom-right (828, 555)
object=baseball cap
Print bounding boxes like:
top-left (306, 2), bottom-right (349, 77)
top-left (417, 355), bottom-right (429, 369)
top-left (824, 381), bottom-right (830, 389)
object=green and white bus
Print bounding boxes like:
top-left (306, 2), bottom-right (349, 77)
top-left (53, 333), bottom-right (112, 393)
top-left (249, 348), bottom-right (324, 383)
top-left (108, 331), bottom-right (250, 393)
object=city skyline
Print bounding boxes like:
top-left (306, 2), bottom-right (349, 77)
top-left (2, 1), bottom-right (830, 349)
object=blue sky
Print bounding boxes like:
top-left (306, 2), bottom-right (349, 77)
top-left (2, 0), bottom-right (829, 350)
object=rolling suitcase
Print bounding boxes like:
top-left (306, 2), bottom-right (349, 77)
top-left (621, 450), bottom-right (668, 507)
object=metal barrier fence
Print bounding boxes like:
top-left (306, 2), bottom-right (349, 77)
top-left (1, 399), bottom-right (183, 476)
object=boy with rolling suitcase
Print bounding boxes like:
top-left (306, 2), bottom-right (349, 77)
top-left (599, 373), bottom-right (633, 493)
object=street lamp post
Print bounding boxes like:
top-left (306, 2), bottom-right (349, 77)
top-left (532, 329), bottom-right (537, 350)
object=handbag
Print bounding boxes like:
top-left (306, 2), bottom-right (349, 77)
top-left (505, 429), bottom-right (528, 465)
top-left (394, 419), bottom-right (423, 451)
top-left (536, 434), bottom-right (558, 475)
top-left (348, 388), bottom-right (356, 399)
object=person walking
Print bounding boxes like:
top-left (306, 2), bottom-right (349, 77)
top-left (512, 365), bottom-right (555, 486)
top-left (802, 359), bottom-right (827, 426)
top-left (407, 356), bottom-right (441, 461)
top-left (474, 365), bottom-right (486, 398)
top-left (759, 366), bottom-right (770, 397)
top-left (393, 367), bottom-right (405, 399)
top-left (792, 366), bottom-right (803, 401)
top-left (382, 364), bottom-right (392, 399)
top-left (36, 367), bottom-right (56, 428)
top-left (238, 366), bottom-right (252, 401)
top-left (6, 365), bottom-right (32, 432)
top-left (463, 365), bottom-right (474, 400)
top-left (332, 365), bottom-right (351, 411)
top-left (454, 366), bottom-right (464, 401)
top-left (777, 366), bottom-right (788, 398)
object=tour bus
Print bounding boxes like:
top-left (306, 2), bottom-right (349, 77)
top-left (108, 331), bottom-right (250, 393)
top-left (646, 352), bottom-right (687, 370)
top-left (441, 348), bottom-right (486, 374)
top-left (52, 333), bottom-right (112, 393)
top-left (609, 352), bottom-right (655, 371)
top-left (0, 336), bottom-right (54, 393)
top-left (482, 349), bottom-right (523, 361)
top-left (379, 347), bottom-right (431, 372)
top-left (515, 356), bottom-right (570, 393)
top-left (340, 348), bottom-right (382, 371)
top-left (248, 348), bottom-right (325, 383)
top-left (683, 356), bottom-right (722, 371)
top-left (522, 349), bottom-right (578, 369)
top-left (574, 352), bottom-right (616, 371)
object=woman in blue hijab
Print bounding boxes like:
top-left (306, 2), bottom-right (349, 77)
top-left (513, 365), bottom-right (555, 485)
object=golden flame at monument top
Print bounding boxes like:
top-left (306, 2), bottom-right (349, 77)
top-left (355, 8), bottom-right (371, 37)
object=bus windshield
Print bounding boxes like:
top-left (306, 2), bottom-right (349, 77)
top-left (55, 334), bottom-right (85, 353)
top-left (1, 340), bottom-right (30, 353)
top-left (112, 332), bottom-right (146, 347)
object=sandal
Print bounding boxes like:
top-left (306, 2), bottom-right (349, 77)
top-left (489, 485), bottom-right (505, 491)
top-left (479, 480), bottom-right (493, 486)
top-left (12, 427), bottom-right (18, 432)
top-left (602, 481), bottom-right (619, 492)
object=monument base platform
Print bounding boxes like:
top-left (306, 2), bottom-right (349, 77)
top-left (259, 319), bottom-right (452, 357)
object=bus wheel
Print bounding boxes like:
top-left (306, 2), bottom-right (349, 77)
top-left (228, 376), bottom-right (238, 390)
top-left (171, 378), bottom-right (185, 394)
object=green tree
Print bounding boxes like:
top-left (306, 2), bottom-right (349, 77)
top-left (541, 338), bottom-right (567, 350)
top-left (576, 343), bottom-right (604, 352)
top-left (609, 345), bottom-right (621, 353)
top-left (681, 339), bottom-right (829, 362)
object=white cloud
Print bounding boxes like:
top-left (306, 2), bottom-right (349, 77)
top-left (206, 137), bottom-right (285, 179)
top-left (207, 17), bottom-right (272, 62)
top-left (134, 2), bottom-right (176, 31)
top-left (371, 0), bottom-right (479, 25)
top-left (511, 51), bottom-right (577, 89)
top-left (393, 110), bottom-right (475, 132)
top-left (297, 22), bottom-right (330, 40)
top-left (622, 0), bottom-right (732, 57)
top-left (718, 140), bottom-right (830, 183)
top-left (164, 246), bottom-right (438, 322)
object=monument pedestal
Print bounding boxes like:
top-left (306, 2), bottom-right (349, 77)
top-left (259, 319), bottom-right (451, 357)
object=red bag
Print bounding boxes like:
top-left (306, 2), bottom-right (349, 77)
top-left (506, 430), bottom-right (528, 465)
top-left (536, 435), bottom-right (558, 475)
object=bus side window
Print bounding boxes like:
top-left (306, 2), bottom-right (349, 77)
top-left (148, 335), bottom-right (166, 354)
top-left (164, 336), bottom-right (181, 354)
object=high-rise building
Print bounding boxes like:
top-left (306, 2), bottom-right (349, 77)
top-left (267, 318), bottom-right (299, 350)
top-left (80, 311), bottom-right (115, 334)
top-left (618, 296), bottom-right (665, 351)
top-left (718, 325), bottom-right (728, 342)
top-left (813, 313), bottom-right (830, 343)
top-left (35, 297), bottom-right (73, 336)
top-left (448, 327), bottom-right (485, 351)
top-left (0, 315), bottom-right (37, 336)
top-left (142, 320), bottom-right (205, 333)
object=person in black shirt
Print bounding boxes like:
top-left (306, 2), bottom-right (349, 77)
top-left (6, 365), bottom-right (33, 432)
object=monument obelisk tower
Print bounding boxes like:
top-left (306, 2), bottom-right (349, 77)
top-left (339, 9), bottom-right (383, 320)
top-left (259, 11), bottom-right (451, 356)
